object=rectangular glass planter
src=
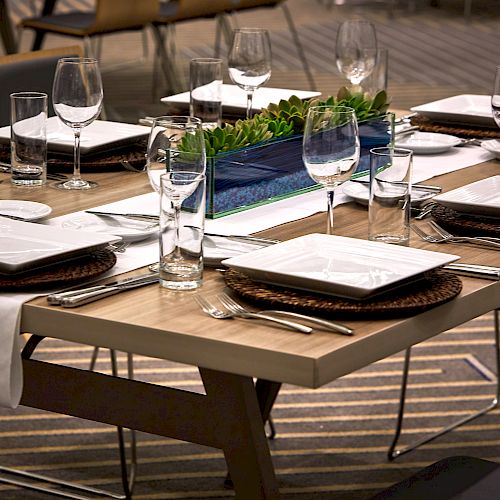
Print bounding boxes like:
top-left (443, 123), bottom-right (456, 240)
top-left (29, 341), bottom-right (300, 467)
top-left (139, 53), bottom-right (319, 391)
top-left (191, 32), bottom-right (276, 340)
top-left (204, 113), bottom-right (394, 218)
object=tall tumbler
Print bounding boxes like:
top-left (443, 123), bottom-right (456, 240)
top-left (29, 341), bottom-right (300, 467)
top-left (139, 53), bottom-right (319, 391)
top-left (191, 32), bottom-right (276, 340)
top-left (10, 92), bottom-right (48, 186)
top-left (368, 147), bottom-right (413, 246)
top-left (189, 58), bottom-right (223, 129)
top-left (159, 171), bottom-right (206, 291)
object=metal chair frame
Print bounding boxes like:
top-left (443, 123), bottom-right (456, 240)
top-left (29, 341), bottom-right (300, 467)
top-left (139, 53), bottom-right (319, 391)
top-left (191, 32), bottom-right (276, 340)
top-left (388, 309), bottom-right (500, 460)
top-left (0, 338), bottom-right (136, 500)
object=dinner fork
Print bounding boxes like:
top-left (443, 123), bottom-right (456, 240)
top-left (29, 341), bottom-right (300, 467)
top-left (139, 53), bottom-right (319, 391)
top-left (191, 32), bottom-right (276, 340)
top-left (217, 293), bottom-right (354, 336)
top-left (194, 295), bottom-right (312, 334)
top-left (430, 221), bottom-right (500, 244)
top-left (411, 223), bottom-right (500, 249)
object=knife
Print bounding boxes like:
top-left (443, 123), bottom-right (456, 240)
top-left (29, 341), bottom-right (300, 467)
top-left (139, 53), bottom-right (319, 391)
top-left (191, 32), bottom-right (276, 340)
top-left (443, 263), bottom-right (500, 280)
top-left (350, 178), bottom-right (442, 193)
top-left (85, 210), bottom-right (159, 222)
top-left (47, 272), bottom-right (159, 305)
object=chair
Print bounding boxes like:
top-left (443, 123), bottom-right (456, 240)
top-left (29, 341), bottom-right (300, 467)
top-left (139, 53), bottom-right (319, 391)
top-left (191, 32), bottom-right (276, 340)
top-left (18, 0), bottom-right (159, 59)
top-left (388, 309), bottom-right (500, 460)
top-left (0, 45), bottom-right (83, 126)
top-left (151, 0), bottom-right (317, 94)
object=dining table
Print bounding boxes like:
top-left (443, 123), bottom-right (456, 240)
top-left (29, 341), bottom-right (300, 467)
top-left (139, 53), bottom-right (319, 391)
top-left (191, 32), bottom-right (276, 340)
top-left (0, 148), bottom-right (499, 498)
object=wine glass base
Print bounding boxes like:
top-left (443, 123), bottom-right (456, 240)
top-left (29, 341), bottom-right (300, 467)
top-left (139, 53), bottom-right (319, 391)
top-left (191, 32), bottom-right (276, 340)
top-left (53, 179), bottom-right (98, 190)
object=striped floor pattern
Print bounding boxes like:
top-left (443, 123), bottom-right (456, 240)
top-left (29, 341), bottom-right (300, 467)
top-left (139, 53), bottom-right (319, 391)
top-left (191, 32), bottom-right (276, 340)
top-left (0, 313), bottom-right (497, 498)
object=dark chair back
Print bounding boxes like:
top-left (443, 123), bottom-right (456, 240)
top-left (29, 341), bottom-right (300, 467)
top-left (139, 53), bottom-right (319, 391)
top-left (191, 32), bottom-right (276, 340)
top-left (0, 46), bottom-right (82, 126)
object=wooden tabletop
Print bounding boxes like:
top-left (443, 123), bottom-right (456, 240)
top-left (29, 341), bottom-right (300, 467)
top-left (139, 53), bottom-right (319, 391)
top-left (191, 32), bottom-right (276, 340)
top-left (3, 159), bottom-right (499, 389)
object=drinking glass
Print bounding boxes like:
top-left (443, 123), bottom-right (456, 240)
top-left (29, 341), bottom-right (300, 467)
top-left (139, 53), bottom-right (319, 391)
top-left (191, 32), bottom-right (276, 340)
top-left (52, 57), bottom-right (103, 190)
top-left (228, 28), bottom-right (272, 119)
top-left (146, 116), bottom-right (205, 194)
top-left (492, 65), bottom-right (500, 128)
top-left (335, 20), bottom-right (377, 88)
top-left (303, 105), bottom-right (360, 235)
top-left (159, 171), bottom-right (206, 290)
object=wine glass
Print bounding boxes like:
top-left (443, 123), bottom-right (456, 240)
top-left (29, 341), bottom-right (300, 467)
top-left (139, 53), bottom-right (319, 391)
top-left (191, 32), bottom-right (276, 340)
top-left (303, 105), bottom-right (360, 235)
top-left (52, 57), bottom-right (103, 190)
top-left (335, 20), bottom-right (377, 89)
top-left (228, 28), bottom-right (272, 119)
top-left (492, 65), bottom-right (500, 128)
top-left (146, 116), bottom-right (205, 194)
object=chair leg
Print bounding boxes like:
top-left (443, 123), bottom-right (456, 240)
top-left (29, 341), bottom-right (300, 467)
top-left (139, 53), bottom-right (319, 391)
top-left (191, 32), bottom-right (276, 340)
top-left (388, 310), bottom-right (500, 460)
top-left (280, 2), bottom-right (317, 91)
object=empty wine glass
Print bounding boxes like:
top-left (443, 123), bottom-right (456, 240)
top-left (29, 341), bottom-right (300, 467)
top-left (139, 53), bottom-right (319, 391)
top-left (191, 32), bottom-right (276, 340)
top-left (303, 105), bottom-right (360, 235)
top-left (146, 116), bottom-right (205, 194)
top-left (228, 28), bottom-right (272, 119)
top-left (492, 65), bottom-right (500, 128)
top-left (52, 57), bottom-right (103, 190)
top-left (336, 20), bottom-right (377, 89)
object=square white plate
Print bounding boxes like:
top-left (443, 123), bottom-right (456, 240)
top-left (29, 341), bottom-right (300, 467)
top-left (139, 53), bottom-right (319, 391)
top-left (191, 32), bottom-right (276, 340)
top-left (222, 234), bottom-right (459, 299)
top-left (411, 95), bottom-right (496, 128)
top-left (0, 117), bottom-right (150, 155)
top-left (162, 84), bottom-right (321, 113)
top-left (433, 176), bottom-right (500, 216)
top-left (0, 218), bottom-right (121, 273)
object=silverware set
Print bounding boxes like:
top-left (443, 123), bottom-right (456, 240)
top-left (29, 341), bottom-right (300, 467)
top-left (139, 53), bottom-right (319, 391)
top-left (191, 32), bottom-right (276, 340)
top-left (46, 271), bottom-right (159, 307)
top-left (195, 293), bottom-right (354, 336)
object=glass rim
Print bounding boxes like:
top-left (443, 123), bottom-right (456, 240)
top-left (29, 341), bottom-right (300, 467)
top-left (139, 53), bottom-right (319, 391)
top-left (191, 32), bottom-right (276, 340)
top-left (190, 57), bottom-right (223, 64)
top-left (232, 27), bottom-right (269, 33)
top-left (160, 171), bottom-right (206, 180)
top-left (10, 91), bottom-right (48, 99)
top-left (307, 105), bottom-right (356, 114)
top-left (153, 115), bottom-right (202, 124)
top-left (370, 146), bottom-right (413, 157)
top-left (57, 57), bottom-right (98, 64)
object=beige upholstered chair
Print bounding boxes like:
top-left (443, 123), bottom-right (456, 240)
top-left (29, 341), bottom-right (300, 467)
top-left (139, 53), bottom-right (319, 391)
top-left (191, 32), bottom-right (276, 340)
top-left (19, 0), bottom-right (160, 58)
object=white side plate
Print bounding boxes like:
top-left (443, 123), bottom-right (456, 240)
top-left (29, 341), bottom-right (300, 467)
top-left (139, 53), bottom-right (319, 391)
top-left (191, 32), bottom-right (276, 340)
top-left (162, 84), bottom-right (321, 112)
top-left (342, 180), bottom-right (436, 207)
top-left (0, 117), bottom-right (150, 155)
top-left (395, 131), bottom-right (462, 154)
top-left (0, 200), bottom-right (52, 221)
top-left (411, 95), bottom-right (496, 128)
top-left (481, 139), bottom-right (500, 160)
top-left (433, 176), bottom-right (500, 216)
top-left (222, 234), bottom-right (459, 299)
top-left (0, 218), bottom-right (120, 273)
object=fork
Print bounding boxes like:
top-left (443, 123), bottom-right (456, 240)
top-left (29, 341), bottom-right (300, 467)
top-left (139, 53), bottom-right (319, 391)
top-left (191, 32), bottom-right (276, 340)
top-left (194, 295), bottom-right (312, 334)
top-left (411, 223), bottom-right (500, 249)
top-left (430, 221), bottom-right (500, 245)
top-left (218, 293), bottom-right (354, 336)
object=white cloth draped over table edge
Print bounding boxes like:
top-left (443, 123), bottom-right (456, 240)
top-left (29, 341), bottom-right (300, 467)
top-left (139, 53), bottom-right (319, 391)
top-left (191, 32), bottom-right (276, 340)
top-left (0, 144), bottom-right (494, 408)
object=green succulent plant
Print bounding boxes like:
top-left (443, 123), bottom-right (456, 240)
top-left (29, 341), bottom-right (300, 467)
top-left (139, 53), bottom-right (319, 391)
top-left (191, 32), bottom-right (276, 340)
top-left (180, 87), bottom-right (391, 157)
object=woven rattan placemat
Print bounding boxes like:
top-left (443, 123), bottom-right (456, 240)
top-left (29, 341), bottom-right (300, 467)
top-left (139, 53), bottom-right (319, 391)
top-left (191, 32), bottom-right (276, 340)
top-left (0, 143), bottom-right (146, 172)
top-left (431, 204), bottom-right (500, 238)
top-left (0, 249), bottom-right (116, 291)
top-left (224, 269), bottom-right (462, 319)
top-left (411, 116), bottom-right (500, 138)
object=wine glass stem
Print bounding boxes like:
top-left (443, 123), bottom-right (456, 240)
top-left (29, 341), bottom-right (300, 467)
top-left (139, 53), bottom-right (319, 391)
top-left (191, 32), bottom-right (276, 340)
top-left (72, 127), bottom-right (82, 181)
top-left (246, 91), bottom-right (254, 120)
top-left (326, 187), bottom-right (335, 235)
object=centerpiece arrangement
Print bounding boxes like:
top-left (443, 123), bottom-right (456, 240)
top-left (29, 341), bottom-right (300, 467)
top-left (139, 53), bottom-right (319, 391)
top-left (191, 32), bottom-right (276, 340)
top-left (187, 87), bottom-right (392, 218)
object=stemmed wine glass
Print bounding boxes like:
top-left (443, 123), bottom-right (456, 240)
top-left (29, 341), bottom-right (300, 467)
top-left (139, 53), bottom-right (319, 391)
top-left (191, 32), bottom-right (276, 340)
top-left (492, 65), bottom-right (500, 128)
top-left (335, 20), bottom-right (377, 89)
top-left (52, 57), bottom-right (103, 190)
top-left (303, 105), bottom-right (360, 235)
top-left (228, 28), bottom-right (272, 119)
top-left (146, 116), bottom-right (206, 194)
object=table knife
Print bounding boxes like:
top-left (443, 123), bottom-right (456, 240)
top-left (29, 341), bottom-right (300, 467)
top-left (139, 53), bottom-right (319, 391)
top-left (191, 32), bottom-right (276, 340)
top-left (47, 272), bottom-right (159, 305)
top-left (59, 274), bottom-right (159, 307)
top-left (85, 210), bottom-right (159, 222)
top-left (350, 178), bottom-right (442, 193)
top-left (443, 263), bottom-right (500, 280)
